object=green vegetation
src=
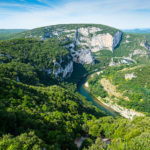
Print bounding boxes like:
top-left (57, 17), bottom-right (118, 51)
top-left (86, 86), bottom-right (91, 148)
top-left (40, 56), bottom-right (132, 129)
top-left (114, 34), bottom-right (145, 57)
top-left (0, 77), bottom-right (105, 149)
top-left (0, 24), bottom-right (150, 149)
top-left (84, 116), bottom-right (150, 150)
top-left (0, 38), bottom-right (71, 83)
top-left (0, 29), bottom-right (27, 40)
top-left (109, 65), bottom-right (150, 114)
top-left (88, 64), bottom-right (150, 114)
top-left (13, 24), bottom-right (119, 40)
top-left (88, 75), bottom-right (108, 98)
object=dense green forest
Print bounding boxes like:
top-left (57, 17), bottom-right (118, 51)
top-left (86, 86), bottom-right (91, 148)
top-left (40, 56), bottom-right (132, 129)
top-left (0, 24), bottom-right (150, 149)
top-left (0, 77), bottom-right (150, 149)
top-left (0, 77), bottom-right (106, 149)
top-left (0, 38), bottom-right (72, 83)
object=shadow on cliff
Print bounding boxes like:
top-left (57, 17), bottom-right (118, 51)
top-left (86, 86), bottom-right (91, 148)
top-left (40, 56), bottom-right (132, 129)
top-left (66, 63), bottom-right (87, 83)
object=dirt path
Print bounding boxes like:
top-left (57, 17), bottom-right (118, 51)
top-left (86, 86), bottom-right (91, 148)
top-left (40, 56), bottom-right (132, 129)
top-left (100, 78), bottom-right (129, 101)
top-left (119, 65), bottom-right (143, 72)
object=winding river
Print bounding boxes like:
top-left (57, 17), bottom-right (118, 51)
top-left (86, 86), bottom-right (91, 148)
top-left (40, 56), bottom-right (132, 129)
top-left (78, 75), bottom-right (119, 117)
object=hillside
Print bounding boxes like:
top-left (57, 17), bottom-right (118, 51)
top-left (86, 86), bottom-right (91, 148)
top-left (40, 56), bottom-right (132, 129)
top-left (0, 29), bottom-right (27, 40)
top-left (0, 77), bottom-right (106, 149)
top-left (87, 65), bottom-right (150, 116)
top-left (0, 24), bottom-right (150, 149)
top-left (8, 24), bottom-right (150, 78)
top-left (0, 38), bottom-right (73, 82)
top-left (122, 28), bottom-right (150, 34)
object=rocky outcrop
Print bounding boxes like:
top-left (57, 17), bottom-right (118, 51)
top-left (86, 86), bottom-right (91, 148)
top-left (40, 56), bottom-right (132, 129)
top-left (42, 26), bottom-right (122, 65)
top-left (144, 41), bottom-right (150, 50)
top-left (109, 57), bottom-right (135, 66)
top-left (66, 43), bottom-right (95, 64)
top-left (129, 49), bottom-right (148, 57)
top-left (90, 33), bottom-right (114, 52)
top-left (41, 25), bottom-right (123, 78)
top-left (71, 49), bottom-right (94, 64)
top-left (113, 31), bottom-right (122, 49)
top-left (97, 97), bottom-right (144, 119)
top-left (74, 28), bottom-right (122, 52)
top-left (53, 60), bottom-right (73, 79)
top-left (62, 61), bottom-right (73, 78)
top-left (125, 73), bottom-right (136, 80)
top-left (44, 57), bottom-right (73, 79)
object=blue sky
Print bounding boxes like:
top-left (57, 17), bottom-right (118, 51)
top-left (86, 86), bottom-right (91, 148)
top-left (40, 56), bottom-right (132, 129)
top-left (0, 0), bottom-right (150, 29)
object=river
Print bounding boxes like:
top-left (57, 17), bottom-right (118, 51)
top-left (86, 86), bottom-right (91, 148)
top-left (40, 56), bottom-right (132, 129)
top-left (77, 75), bottom-right (119, 117)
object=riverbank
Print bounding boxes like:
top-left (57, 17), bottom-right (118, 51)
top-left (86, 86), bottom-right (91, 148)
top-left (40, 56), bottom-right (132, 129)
top-left (81, 81), bottom-right (119, 117)
top-left (84, 80), bottom-right (145, 119)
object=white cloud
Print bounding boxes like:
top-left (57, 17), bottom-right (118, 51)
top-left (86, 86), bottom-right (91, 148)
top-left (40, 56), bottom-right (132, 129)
top-left (0, 0), bottom-right (150, 29)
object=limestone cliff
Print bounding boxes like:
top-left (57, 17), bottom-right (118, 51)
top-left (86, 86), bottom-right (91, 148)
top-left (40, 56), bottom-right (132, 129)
top-left (44, 57), bottom-right (73, 80)
top-left (41, 26), bottom-right (122, 65)
top-left (66, 43), bottom-right (95, 65)
top-left (19, 24), bottom-right (124, 78)
top-left (144, 41), bottom-right (150, 50)
top-left (73, 28), bottom-right (122, 52)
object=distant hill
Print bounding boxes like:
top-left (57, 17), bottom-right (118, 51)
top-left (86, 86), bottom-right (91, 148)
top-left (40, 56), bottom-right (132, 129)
top-left (0, 29), bottom-right (27, 40)
top-left (122, 28), bottom-right (150, 34)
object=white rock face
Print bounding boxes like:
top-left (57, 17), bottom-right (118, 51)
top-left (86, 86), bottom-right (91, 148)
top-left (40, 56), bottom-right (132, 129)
top-left (130, 49), bottom-right (147, 57)
top-left (66, 27), bottom-right (122, 64)
top-left (67, 43), bottom-right (95, 64)
top-left (113, 31), bottom-right (122, 49)
top-left (72, 49), bottom-right (94, 64)
top-left (77, 27), bottom-right (101, 36)
top-left (90, 33), bottom-right (113, 52)
top-left (109, 58), bottom-right (120, 66)
top-left (41, 26), bottom-right (122, 76)
top-left (125, 73), bottom-right (136, 80)
top-left (62, 61), bottom-right (73, 78)
top-left (43, 26), bottom-right (122, 54)
top-left (75, 28), bottom-right (122, 52)
top-left (109, 57), bottom-right (135, 66)
top-left (53, 60), bottom-right (73, 79)
top-left (144, 41), bottom-right (150, 50)
top-left (44, 57), bottom-right (73, 79)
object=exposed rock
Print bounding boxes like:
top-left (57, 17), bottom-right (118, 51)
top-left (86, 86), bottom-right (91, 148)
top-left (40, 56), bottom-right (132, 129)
top-left (109, 58), bottom-right (120, 66)
top-left (62, 61), bottom-right (73, 78)
top-left (53, 60), bottom-right (73, 79)
top-left (126, 35), bottom-right (130, 38)
top-left (90, 33), bottom-right (114, 52)
top-left (125, 40), bottom-right (130, 43)
top-left (112, 31), bottom-right (122, 49)
top-left (129, 49), bottom-right (147, 57)
top-left (44, 57), bottom-right (73, 79)
top-left (125, 73), bottom-right (136, 80)
top-left (66, 43), bottom-right (95, 64)
top-left (16, 76), bottom-right (20, 82)
top-left (109, 57), bottom-right (135, 66)
top-left (98, 97), bottom-right (144, 119)
top-left (84, 82), bottom-right (89, 88)
top-left (140, 42), bottom-right (145, 47)
top-left (74, 137), bottom-right (87, 149)
top-left (40, 26), bottom-right (123, 78)
top-left (144, 41), bottom-right (150, 50)
top-left (72, 49), bottom-right (95, 64)
top-left (75, 29), bottom-right (122, 52)
top-left (42, 26), bottom-right (123, 66)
